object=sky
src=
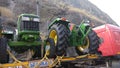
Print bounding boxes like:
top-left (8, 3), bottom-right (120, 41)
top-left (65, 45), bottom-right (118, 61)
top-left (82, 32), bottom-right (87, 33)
top-left (88, 0), bottom-right (120, 26)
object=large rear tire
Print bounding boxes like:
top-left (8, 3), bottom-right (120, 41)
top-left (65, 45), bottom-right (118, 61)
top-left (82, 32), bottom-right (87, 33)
top-left (49, 23), bottom-right (69, 56)
top-left (75, 30), bottom-right (99, 55)
top-left (0, 37), bottom-right (9, 63)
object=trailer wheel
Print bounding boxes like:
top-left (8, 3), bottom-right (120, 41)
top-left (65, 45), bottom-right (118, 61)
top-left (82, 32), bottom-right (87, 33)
top-left (45, 38), bottom-right (56, 58)
top-left (0, 37), bottom-right (9, 63)
top-left (49, 23), bottom-right (69, 56)
top-left (75, 30), bottom-right (99, 55)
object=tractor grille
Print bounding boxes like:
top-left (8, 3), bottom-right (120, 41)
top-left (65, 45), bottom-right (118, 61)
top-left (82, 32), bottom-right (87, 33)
top-left (21, 21), bottom-right (39, 31)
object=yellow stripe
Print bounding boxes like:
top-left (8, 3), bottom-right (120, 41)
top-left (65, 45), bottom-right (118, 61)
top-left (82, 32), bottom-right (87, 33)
top-left (2, 62), bottom-right (28, 67)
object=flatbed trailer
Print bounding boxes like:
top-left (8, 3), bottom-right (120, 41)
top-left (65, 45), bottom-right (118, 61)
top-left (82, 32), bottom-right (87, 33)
top-left (1, 49), bottom-right (120, 68)
top-left (0, 49), bottom-right (100, 68)
top-left (1, 53), bottom-right (118, 68)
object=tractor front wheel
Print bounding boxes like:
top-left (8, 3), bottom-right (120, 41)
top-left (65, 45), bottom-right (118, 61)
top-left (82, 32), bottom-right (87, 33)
top-left (32, 37), bottom-right (42, 59)
top-left (45, 38), bottom-right (56, 58)
top-left (0, 37), bottom-right (9, 63)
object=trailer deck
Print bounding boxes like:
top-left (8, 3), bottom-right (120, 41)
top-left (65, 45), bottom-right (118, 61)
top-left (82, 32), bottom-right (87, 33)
top-left (0, 49), bottom-right (99, 68)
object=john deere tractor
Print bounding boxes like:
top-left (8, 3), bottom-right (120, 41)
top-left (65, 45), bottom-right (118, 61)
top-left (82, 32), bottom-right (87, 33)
top-left (46, 17), bottom-right (100, 57)
top-left (0, 14), bottom-right (54, 63)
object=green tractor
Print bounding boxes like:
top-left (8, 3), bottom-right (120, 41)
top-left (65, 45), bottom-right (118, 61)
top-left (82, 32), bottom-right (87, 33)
top-left (0, 14), bottom-right (54, 63)
top-left (46, 17), bottom-right (100, 57)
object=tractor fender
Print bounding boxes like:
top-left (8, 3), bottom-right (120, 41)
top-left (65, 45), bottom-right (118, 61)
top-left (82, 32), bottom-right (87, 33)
top-left (48, 18), bottom-right (70, 30)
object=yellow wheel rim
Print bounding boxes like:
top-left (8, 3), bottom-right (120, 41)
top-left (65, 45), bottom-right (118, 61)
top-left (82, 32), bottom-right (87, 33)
top-left (77, 37), bottom-right (90, 52)
top-left (49, 30), bottom-right (57, 45)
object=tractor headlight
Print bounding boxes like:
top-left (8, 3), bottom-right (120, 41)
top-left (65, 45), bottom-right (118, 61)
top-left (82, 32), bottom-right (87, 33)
top-left (33, 18), bottom-right (40, 22)
top-left (22, 17), bottom-right (30, 21)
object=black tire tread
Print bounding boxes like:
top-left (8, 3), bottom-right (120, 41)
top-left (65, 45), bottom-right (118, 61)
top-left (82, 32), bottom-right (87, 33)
top-left (88, 30), bottom-right (100, 54)
top-left (0, 37), bottom-right (8, 63)
top-left (46, 38), bottom-right (56, 58)
top-left (49, 23), bottom-right (69, 56)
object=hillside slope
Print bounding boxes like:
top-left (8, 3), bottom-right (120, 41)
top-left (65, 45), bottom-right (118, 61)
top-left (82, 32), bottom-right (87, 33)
top-left (0, 0), bottom-right (118, 32)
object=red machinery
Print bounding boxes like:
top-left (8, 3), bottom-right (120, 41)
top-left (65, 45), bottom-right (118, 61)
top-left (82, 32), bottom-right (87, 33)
top-left (94, 24), bottom-right (120, 56)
